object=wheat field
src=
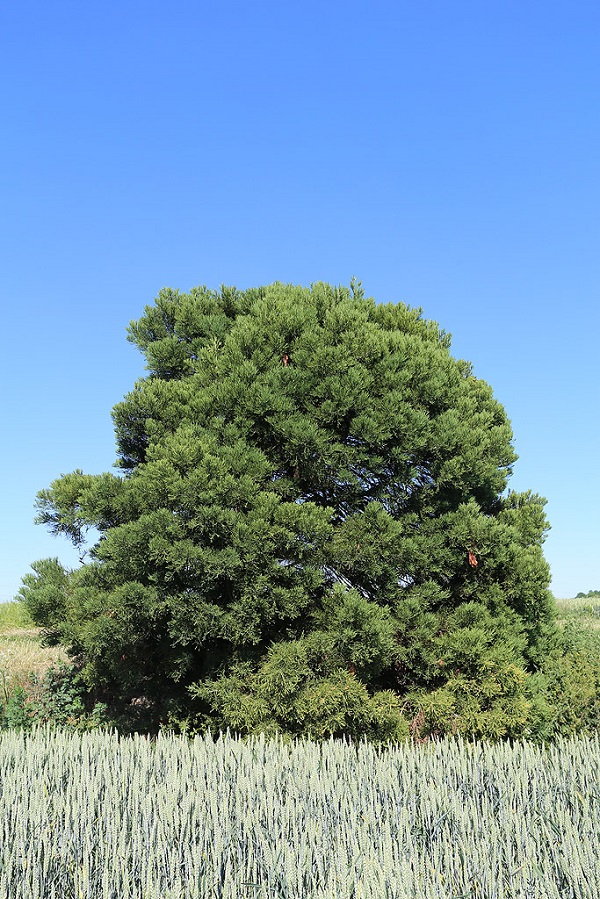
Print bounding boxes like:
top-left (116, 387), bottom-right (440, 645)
top-left (0, 727), bottom-right (598, 898)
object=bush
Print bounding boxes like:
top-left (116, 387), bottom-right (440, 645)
top-left (0, 663), bottom-right (108, 732)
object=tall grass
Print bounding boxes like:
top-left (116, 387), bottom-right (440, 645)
top-left (0, 603), bottom-right (66, 703)
top-left (0, 601), bottom-right (33, 630)
top-left (555, 596), bottom-right (600, 632)
top-left (0, 728), bottom-right (598, 898)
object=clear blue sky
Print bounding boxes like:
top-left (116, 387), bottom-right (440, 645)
top-left (1, 1), bottom-right (598, 600)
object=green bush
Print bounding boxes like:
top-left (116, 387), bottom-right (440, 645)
top-left (529, 623), bottom-right (600, 738)
top-left (0, 663), bottom-right (108, 732)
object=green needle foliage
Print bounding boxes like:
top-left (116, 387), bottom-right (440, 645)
top-left (20, 281), bottom-right (555, 737)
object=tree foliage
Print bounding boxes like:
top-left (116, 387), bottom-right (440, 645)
top-left (20, 281), bottom-right (555, 738)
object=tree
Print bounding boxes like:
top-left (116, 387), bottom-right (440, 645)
top-left (20, 281), bottom-right (555, 738)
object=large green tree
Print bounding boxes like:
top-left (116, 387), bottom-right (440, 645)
top-left (20, 281), bottom-right (554, 738)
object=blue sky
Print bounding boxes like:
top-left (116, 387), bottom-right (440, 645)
top-left (1, 1), bottom-right (598, 600)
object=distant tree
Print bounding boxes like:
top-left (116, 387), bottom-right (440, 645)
top-left (20, 282), bottom-right (555, 738)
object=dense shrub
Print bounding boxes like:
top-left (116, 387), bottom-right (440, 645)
top-left (0, 663), bottom-right (108, 732)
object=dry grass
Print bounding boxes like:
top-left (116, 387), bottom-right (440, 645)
top-left (0, 603), bottom-right (68, 698)
top-left (0, 639), bottom-right (67, 689)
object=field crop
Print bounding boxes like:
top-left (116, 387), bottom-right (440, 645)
top-left (0, 729), bottom-right (598, 898)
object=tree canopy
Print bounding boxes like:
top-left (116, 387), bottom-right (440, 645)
top-left (20, 281), bottom-right (555, 739)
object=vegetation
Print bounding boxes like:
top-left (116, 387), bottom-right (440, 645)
top-left (0, 601), bottom-right (65, 723)
top-left (0, 601), bottom-right (34, 630)
top-left (0, 727), bottom-right (598, 898)
top-left (0, 603), bottom-right (106, 731)
top-left (556, 593), bottom-right (600, 643)
top-left (18, 281), bottom-right (559, 738)
top-left (531, 595), bottom-right (600, 738)
top-left (0, 595), bottom-right (597, 739)
top-left (0, 595), bottom-right (597, 896)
